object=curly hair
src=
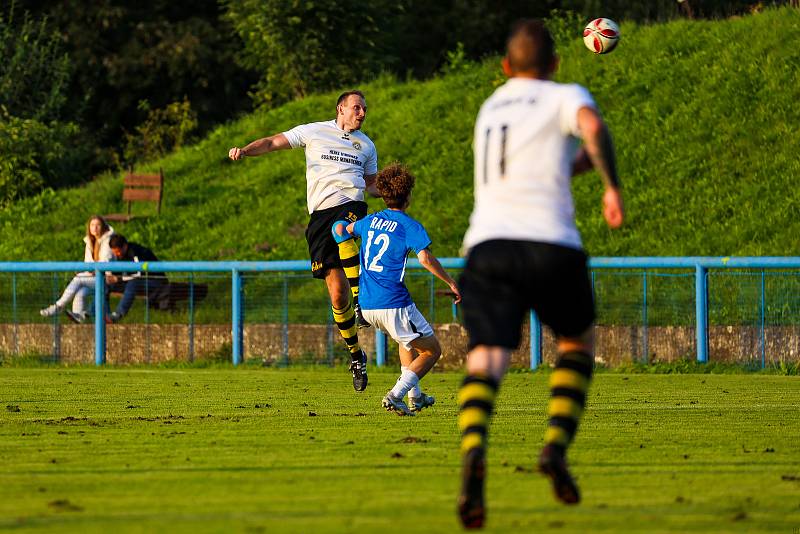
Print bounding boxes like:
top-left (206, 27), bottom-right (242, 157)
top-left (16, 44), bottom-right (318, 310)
top-left (376, 162), bottom-right (416, 209)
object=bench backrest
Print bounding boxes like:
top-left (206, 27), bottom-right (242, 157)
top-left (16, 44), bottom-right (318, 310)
top-left (122, 169), bottom-right (163, 215)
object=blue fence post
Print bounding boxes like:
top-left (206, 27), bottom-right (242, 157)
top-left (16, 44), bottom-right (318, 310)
top-left (94, 269), bottom-right (106, 365)
top-left (282, 275), bottom-right (289, 366)
top-left (51, 273), bottom-right (60, 361)
top-left (231, 269), bottom-right (243, 365)
top-left (530, 309), bottom-right (542, 369)
top-left (695, 265), bottom-right (708, 363)
top-left (144, 273), bottom-right (151, 364)
top-left (327, 308), bottom-right (334, 365)
top-left (188, 273), bottom-right (195, 362)
top-left (429, 273), bottom-right (435, 323)
top-left (12, 273), bottom-right (18, 354)
top-left (760, 270), bottom-right (766, 369)
top-left (375, 330), bottom-right (387, 367)
top-left (642, 270), bottom-right (648, 364)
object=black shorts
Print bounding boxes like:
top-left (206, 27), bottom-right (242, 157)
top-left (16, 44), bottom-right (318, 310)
top-left (459, 240), bottom-right (595, 350)
top-left (305, 200), bottom-right (367, 279)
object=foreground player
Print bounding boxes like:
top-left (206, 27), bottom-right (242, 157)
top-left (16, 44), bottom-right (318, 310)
top-left (334, 163), bottom-right (461, 415)
top-left (229, 91), bottom-right (377, 391)
top-left (456, 20), bottom-right (625, 528)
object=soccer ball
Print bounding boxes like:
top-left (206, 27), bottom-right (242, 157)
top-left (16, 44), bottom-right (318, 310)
top-left (583, 18), bottom-right (620, 54)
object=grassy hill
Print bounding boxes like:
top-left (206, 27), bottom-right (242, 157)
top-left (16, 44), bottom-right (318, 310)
top-left (1, 7), bottom-right (799, 262)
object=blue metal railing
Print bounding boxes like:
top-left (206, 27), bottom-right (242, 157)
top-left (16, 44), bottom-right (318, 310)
top-left (2, 257), bottom-right (799, 367)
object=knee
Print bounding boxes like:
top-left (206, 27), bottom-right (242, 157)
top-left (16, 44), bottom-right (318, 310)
top-left (330, 289), bottom-right (350, 310)
top-left (419, 336), bottom-right (442, 360)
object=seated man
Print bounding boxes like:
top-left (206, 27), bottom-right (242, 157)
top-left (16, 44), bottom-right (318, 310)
top-left (103, 234), bottom-right (167, 323)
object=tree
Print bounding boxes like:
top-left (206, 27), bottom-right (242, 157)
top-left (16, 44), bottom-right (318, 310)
top-left (13, 0), bottom-right (256, 167)
top-left (223, 0), bottom-right (387, 107)
top-left (0, 6), bottom-right (72, 121)
top-left (0, 4), bottom-right (88, 204)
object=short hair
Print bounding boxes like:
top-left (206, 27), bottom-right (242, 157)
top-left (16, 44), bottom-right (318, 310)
top-left (109, 234), bottom-right (128, 249)
top-left (506, 19), bottom-right (555, 75)
top-left (336, 90), bottom-right (366, 110)
top-left (376, 162), bottom-right (416, 209)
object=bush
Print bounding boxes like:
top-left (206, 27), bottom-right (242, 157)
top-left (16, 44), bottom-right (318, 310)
top-left (223, 0), bottom-right (386, 108)
top-left (0, 6), bottom-right (71, 122)
top-left (0, 5), bottom-right (90, 201)
top-left (0, 109), bottom-right (86, 205)
top-left (123, 98), bottom-right (198, 164)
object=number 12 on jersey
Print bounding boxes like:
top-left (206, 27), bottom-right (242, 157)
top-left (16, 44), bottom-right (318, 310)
top-left (364, 230), bottom-right (390, 272)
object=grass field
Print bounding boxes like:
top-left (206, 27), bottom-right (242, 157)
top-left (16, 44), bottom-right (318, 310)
top-left (1, 368), bottom-right (799, 533)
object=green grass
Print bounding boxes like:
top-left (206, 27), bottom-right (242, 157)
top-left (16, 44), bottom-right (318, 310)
top-left (1, 7), bottom-right (799, 262)
top-left (1, 368), bottom-right (798, 532)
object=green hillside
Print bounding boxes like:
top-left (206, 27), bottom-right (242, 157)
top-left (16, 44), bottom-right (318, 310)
top-left (1, 7), bottom-right (799, 262)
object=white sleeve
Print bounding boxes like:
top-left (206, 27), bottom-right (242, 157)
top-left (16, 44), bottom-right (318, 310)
top-left (98, 241), bottom-right (114, 262)
top-left (365, 143), bottom-right (378, 175)
top-left (560, 84), bottom-right (597, 137)
top-left (283, 122), bottom-right (314, 148)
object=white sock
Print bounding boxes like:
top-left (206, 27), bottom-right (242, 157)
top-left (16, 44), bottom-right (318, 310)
top-left (390, 369), bottom-right (419, 399)
top-left (403, 366), bottom-right (422, 398)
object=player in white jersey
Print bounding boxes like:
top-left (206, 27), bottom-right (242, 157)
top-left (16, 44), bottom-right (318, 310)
top-left (228, 91), bottom-right (378, 392)
top-left (456, 20), bottom-right (624, 529)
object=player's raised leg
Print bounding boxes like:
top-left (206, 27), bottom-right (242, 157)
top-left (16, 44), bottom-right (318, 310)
top-left (457, 346), bottom-right (507, 529)
top-left (539, 332), bottom-right (594, 504)
top-left (326, 267), bottom-right (368, 391)
top-left (334, 225), bottom-right (369, 328)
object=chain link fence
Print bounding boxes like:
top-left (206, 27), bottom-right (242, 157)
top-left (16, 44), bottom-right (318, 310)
top-left (3, 260), bottom-right (800, 367)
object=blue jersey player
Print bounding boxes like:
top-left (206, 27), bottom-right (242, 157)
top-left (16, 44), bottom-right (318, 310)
top-left (333, 163), bottom-right (461, 416)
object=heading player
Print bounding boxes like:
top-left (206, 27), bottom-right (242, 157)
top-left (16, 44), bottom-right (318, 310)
top-left (228, 90), bottom-right (378, 391)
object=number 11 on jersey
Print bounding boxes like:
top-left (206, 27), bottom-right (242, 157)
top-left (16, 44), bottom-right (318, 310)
top-left (483, 124), bottom-right (508, 183)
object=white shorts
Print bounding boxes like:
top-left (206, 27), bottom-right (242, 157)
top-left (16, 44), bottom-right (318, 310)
top-left (361, 303), bottom-right (435, 350)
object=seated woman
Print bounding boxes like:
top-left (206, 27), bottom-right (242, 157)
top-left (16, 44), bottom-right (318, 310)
top-left (40, 215), bottom-right (115, 321)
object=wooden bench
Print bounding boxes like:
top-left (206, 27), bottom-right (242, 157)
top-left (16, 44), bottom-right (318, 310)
top-left (109, 281), bottom-right (209, 312)
top-left (105, 169), bottom-right (164, 222)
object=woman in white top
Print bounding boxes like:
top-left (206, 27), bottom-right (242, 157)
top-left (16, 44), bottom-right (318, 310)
top-left (40, 215), bottom-right (115, 319)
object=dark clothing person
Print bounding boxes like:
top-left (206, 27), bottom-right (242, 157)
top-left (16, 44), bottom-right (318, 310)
top-left (107, 242), bottom-right (167, 321)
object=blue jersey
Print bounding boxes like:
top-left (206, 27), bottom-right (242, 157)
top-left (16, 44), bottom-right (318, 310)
top-left (351, 209), bottom-right (432, 310)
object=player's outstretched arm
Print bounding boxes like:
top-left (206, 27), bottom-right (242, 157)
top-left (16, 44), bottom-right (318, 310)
top-left (577, 106), bottom-right (624, 228)
top-left (228, 133), bottom-right (291, 160)
top-left (417, 249), bottom-right (461, 304)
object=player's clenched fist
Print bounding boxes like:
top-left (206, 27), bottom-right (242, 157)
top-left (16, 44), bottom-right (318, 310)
top-left (228, 147), bottom-right (245, 160)
top-left (602, 187), bottom-right (624, 229)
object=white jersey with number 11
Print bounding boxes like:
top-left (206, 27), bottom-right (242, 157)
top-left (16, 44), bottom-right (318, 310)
top-left (462, 78), bottom-right (597, 253)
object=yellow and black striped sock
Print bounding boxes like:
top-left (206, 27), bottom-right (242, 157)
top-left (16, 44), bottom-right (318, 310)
top-left (458, 374), bottom-right (499, 456)
top-left (332, 302), bottom-right (360, 354)
top-left (545, 350), bottom-right (594, 451)
top-left (337, 238), bottom-right (361, 310)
